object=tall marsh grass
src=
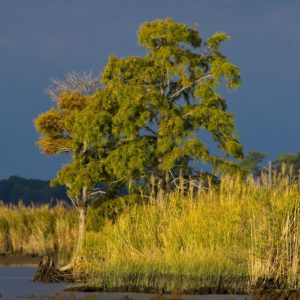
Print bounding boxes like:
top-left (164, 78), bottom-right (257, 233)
top-left (0, 202), bottom-right (78, 265)
top-left (78, 175), bottom-right (300, 293)
top-left (0, 174), bottom-right (298, 292)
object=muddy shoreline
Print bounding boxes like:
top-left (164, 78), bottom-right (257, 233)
top-left (65, 285), bottom-right (246, 295)
top-left (253, 289), bottom-right (300, 300)
top-left (0, 254), bottom-right (44, 266)
top-left (65, 286), bottom-right (300, 299)
top-left (1, 257), bottom-right (299, 299)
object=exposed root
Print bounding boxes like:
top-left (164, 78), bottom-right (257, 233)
top-left (59, 263), bottom-right (73, 272)
top-left (33, 256), bottom-right (74, 282)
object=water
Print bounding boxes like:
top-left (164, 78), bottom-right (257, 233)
top-left (0, 267), bottom-right (67, 299)
top-left (0, 267), bottom-right (252, 300)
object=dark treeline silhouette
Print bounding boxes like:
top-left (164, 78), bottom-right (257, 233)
top-left (240, 151), bottom-right (300, 177)
top-left (0, 176), bottom-right (68, 205)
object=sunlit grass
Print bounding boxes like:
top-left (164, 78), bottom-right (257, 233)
top-left (0, 202), bottom-right (78, 265)
top-left (78, 174), bottom-right (300, 293)
top-left (0, 174), bottom-right (299, 293)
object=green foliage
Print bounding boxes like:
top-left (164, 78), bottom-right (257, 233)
top-left (206, 32), bottom-right (231, 50)
top-left (86, 194), bottom-right (142, 231)
top-left (75, 17), bottom-right (243, 192)
top-left (35, 83), bottom-right (114, 206)
top-left (273, 152), bottom-right (300, 177)
top-left (35, 17), bottom-right (243, 203)
top-left (239, 151), bottom-right (266, 176)
top-left (137, 17), bottom-right (201, 49)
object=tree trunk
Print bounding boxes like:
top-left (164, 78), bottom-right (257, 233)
top-left (157, 177), bottom-right (164, 204)
top-left (60, 206), bottom-right (86, 271)
top-left (74, 206), bottom-right (86, 261)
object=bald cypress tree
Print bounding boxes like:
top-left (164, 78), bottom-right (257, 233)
top-left (35, 18), bottom-right (243, 268)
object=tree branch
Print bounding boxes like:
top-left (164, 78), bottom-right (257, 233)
top-left (145, 126), bottom-right (157, 136)
top-left (67, 194), bottom-right (78, 209)
top-left (89, 189), bottom-right (106, 196)
top-left (169, 74), bottom-right (214, 102)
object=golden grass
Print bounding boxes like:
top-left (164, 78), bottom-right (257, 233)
top-left (0, 202), bottom-right (78, 265)
top-left (78, 175), bottom-right (300, 293)
top-left (0, 174), bottom-right (298, 293)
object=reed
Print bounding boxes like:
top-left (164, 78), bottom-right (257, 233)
top-left (249, 174), bottom-right (300, 290)
top-left (78, 175), bottom-right (300, 293)
top-left (0, 202), bottom-right (78, 265)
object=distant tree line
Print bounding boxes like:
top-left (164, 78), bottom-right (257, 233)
top-left (2, 150), bottom-right (299, 206)
top-left (0, 176), bottom-right (68, 205)
top-left (239, 151), bottom-right (300, 177)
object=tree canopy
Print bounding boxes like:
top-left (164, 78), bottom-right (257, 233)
top-left (71, 17), bottom-right (242, 193)
top-left (273, 152), bottom-right (300, 177)
top-left (34, 17), bottom-right (243, 266)
top-left (35, 18), bottom-right (243, 199)
top-left (239, 151), bottom-right (266, 176)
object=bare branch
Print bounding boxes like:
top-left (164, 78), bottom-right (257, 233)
top-left (46, 71), bottom-right (101, 101)
top-left (111, 177), bottom-right (126, 184)
top-left (198, 45), bottom-right (211, 64)
top-left (67, 194), bottom-right (78, 209)
top-left (183, 111), bottom-right (193, 118)
top-left (169, 170), bottom-right (180, 189)
top-left (89, 190), bottom-right (106, 197)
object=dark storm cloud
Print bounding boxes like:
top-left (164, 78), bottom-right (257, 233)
top-left (0, 0), bottom-right (299, 179)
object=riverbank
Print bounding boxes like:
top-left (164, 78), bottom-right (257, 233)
top-left (2, 258), bottom-right (299, 300)
top-left (0, 262), bottom-right (252, 298)
top-left (0, 175), bottom-right (299, 296)
top-left (0, 254), bottom-right (43, 266)
top-left (253, 289), bottom-right (300, 300)
top-left (0, 266), bottom-right (252, 300)
top-left (1, 265), bottom-right (298, 300)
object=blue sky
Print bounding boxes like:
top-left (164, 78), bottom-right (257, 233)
top-left (0, 0), bottom-right (299, 180)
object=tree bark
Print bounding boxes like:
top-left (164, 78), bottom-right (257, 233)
top-left (60, 206), bottom-right (86, 271)
top-left (74, 206), bottom-right (86, 260)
